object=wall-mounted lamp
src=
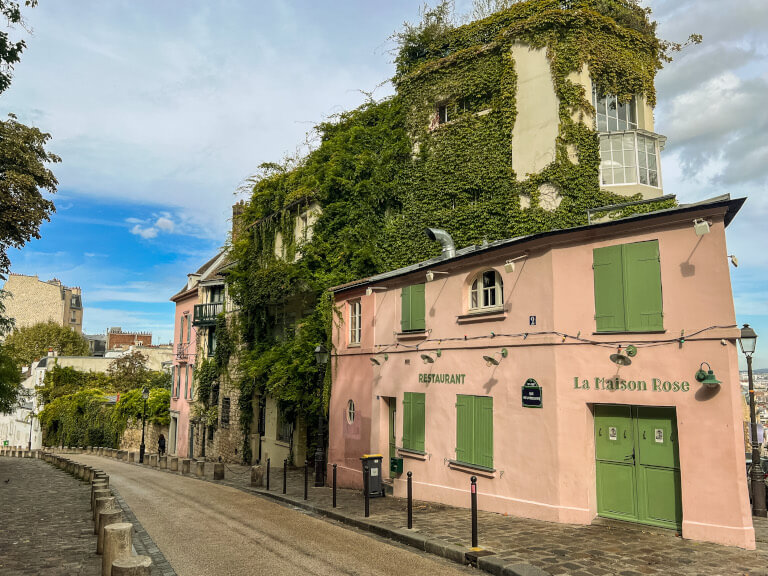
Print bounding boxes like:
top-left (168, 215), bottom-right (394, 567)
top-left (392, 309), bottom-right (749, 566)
top-left (504, 254), bottom-right (528, 273)
top-left (693, 218), bottom-right (711, 237)
top-left (728, 255), bottom-right (739, 268)
top-left (695, 362), bottom-right (721, 388)
top-left (425, 270), bottom-right (448, 282)
top-left (609, 345), bottom-right (637, 366)
top-left (483, 348), bottom-right (508, 366)
top-left (365, 286), bottom-right (387, 296)
top-left (370, 353), bottom-right (389, 366)
top-left (420, 350), bottom-right (442, 364)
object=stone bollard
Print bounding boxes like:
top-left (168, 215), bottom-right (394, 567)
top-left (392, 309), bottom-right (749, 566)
top-left (97, 509), bottom-right (123, 554)
top-left (92, 488), bottom-right (110, 513)
top-left (159, 456), bottom-right (167, 470)
top-left (251, 465), bottom-right (264, 487)
top-left (195, 460), bottom-right (205, 478)
top-left (111, 555), bottom-right (152, 576)
top-left (181, 459), bottom-right (191, 475)
top-left (123, 451), bottom-right (129, 462)
top-left (128, 452), bottom-right (135, 463)
top-left (169, 457), bottom-right (178, 472)
top-left (213, 462), bottom-right (224, 480)
top-left (93, 496), bottom-right (116, 532)
top-left (150, 454), bottom-right (158, 468)
top-left (102, 522), bottom-right (132, 576)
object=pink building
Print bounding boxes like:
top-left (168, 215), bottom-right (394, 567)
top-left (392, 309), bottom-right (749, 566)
top-left (329, 195), bottom-right (754, 549)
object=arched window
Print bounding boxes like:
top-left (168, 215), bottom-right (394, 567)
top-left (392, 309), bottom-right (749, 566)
top-left (470, 270), bottom-right (503, 311)
top-left (346, 400), bottom-right (356, 424)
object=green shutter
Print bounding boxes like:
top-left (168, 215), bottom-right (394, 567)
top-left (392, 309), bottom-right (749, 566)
top-left (190, 366), bottom-right (195, 399)
top-left (475, 396), bottom-right (494, 469)
top-left (593, 245), bottom-right (626, 332)
top-left (401, 286), bottom-right (411, 332)
top-left (179, 316), bottom-right (184, 342)
top-left (623, 240), bottom-right (664, 331)
top-left (402, 393), bottom-right (413, 450)
top-left (413, 393), bottom-right (425, 452)
top-left (410, 284), bottom-right (426, 331)
top-left (187, 315), bottom-right (191, 341)
top-left (456, 395), bottom-right (473, 464)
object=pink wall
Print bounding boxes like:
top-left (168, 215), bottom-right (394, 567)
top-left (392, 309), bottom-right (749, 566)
top-left (329, 205), bottom-right (754, 549)
top-left (170, 289), bottom-right (198, 458)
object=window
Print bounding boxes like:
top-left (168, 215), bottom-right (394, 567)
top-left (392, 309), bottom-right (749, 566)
top-left (209, 285), bottom-right (224, 303)
top-left (70, 295), bottom-right (82, 308)
top-left (179, 316), bottom-right (184, 343)
top-left (277, 405), bottom-right (292, 443)
top-left (455, 395), bottom-right (493, 469)
top-left (469, 271), bottom-right (503, 311)
top-left (171, 366), bottom-right (176, 397)
top-left (70, 310), bottom-right (77, 323)
top-left (346, 400), bottom-right (355, 424)
top-left (184, 365), bottom-right (189, 399)
top-left (186, 313), bottom-right (191, 342)
top-left (176, 368), bottom-right (181, 398)
top-left (592, 88), bottom-right (637, 132)
top-left (349, 300), bottom-right (361, 345)
top-left (402, 392), bottom-right (425, 452)
top-left (438, 104), bottom-right (449, 124)
top-left (189, 365), bottom-right (194, 400)
top-left (220, 397), bottom-right (230, 428)
top-left (207, 328), bottom-right (217, 357)
top-left (599, 133), bottom-right (659, 187)
top-left (593, 240), bottom-right (663, 333)
top-left (401, 284), bottom-right (426, 332)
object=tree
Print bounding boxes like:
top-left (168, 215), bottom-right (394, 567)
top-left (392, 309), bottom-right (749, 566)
top-left (4, 321), bottom-right (89, 367)
top-left (106, 350), bottom-right (151, 392)
top-left (0, 346), bottom-right (20, 413)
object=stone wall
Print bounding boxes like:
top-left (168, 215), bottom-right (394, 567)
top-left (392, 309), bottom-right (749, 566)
top-left (120, 421), bottom-right (169, 453)
top-left (3, 274), bottom-right (66, 331)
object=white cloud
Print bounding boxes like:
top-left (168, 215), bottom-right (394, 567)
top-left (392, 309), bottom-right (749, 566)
top-left (154, 216), bottom-right (174, 232)
top-left (130, 224), bottom-right (158, 239)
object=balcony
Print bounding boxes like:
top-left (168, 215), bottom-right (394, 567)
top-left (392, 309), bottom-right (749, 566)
top-left (176, 342), bottom-right (191, 361)
top-left (193, 302), bottom-right (223, 326)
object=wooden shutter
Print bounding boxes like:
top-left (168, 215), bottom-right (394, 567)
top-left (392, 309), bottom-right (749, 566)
top-left (456, 395), bottom-right (473, 464)
top-left (187, 315), bottom-right (191, 341)
top-left (475, 396), bottom-right (494, 469)
top-left (413, 393), bottom-right (426, 452)
top-left (593, 245), bottom-right (626, 332)
top-left (410, 284), bottom-right (426, 331)
top-left (623, 240), bottom-right (664, 331)
top-left (402, 393), bottom-right (413, 450)
top-left (401, 286), bottom-right (411, 332)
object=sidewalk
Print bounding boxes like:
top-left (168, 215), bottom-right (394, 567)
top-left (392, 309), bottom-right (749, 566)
top-left (71, 452), bottom-right (768, 576)
top-left (0, 456), bottom-right (100, 576)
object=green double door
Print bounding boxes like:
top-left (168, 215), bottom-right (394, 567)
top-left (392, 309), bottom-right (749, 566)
top-left (594, 405), bottom-right (682, 530)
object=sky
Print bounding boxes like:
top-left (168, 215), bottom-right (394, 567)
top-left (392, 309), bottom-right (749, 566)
top-left (1, 0), bottom-right (766, 367)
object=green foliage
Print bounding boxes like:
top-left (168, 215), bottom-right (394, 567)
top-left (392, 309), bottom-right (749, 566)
top-left (37, 365), bottom-right (109, 405)
top-left (194, 358), bottom-right (218, 408)
top-left (38, 388), bottom-right (121, 448)
top-left (0, 1), bottom-right (37, 95)
top-left (112, 387), bottom-right (171, 426)
top-left (229, 0), bottom-right (680, 455)
top-left (106, 350), bottom-right (152, 392)
top-left (4, 321), bottom-right (89, 367)
top-left (0, 344), bottom-right (20, 414)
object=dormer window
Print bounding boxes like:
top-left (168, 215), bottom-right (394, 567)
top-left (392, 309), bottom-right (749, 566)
top-left (470, 271), bottom-right (503, 311)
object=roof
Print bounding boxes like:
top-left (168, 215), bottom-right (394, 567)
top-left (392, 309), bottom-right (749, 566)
top-left (330, 194), bottom-right (745, 294)
top-left (170, 247), bottom-right (230, 301)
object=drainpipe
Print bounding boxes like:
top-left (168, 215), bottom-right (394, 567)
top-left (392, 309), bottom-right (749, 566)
top-left (424, 228), bottom-right (455, 259)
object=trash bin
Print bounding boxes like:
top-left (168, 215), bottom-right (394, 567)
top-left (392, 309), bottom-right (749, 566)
top-left (361, 454), bottom-right (384, 498)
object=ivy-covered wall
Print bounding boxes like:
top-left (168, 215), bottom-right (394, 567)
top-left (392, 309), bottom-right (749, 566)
top-left (228, 0), bottom-right (678, 463)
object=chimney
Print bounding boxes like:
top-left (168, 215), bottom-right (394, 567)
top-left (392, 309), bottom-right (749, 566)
top-left (232, 200), bottom-right (246, 243)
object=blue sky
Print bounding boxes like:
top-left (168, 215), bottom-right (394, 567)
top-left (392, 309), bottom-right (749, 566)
top-left (1, 1), bottom-right (766, 367)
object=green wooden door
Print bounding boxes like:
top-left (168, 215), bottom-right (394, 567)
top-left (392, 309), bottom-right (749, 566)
top-left (594, 405), bottom-right (682, 530)
top-left (389, 399), bottom-right (397, 478)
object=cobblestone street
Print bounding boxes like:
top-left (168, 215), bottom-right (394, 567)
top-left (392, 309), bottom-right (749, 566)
top-left (0, 457), bottom-right (100, 576)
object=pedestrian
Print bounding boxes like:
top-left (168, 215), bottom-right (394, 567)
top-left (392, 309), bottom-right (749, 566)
top-left (158, 434), bottom-right (166, 456)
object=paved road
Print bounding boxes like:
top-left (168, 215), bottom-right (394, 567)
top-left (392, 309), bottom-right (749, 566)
top-left (71, 455), bottom-right (472, 576)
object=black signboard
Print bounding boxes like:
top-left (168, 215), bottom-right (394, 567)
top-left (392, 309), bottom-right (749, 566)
top-left (522, 378), bottom-right (542, 408)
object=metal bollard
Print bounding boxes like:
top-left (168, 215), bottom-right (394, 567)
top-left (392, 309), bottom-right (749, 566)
top-left (471, 475), bottom-right (478, 549)
top-left (363, 465), bottom-right (370, 518)
top-left (283, 459), bottom-right (287, 494)
top-left (407, 471), bottom-right (413, 529)
top-left (304, 460), bottom-right (308, 500)
top-left (332, 464), bottom-right (337, 508)
top-left (266, 458), bottom-right (270, 491)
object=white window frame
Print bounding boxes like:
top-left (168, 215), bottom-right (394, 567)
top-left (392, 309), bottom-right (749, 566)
top-left (592, 87), bottom-right (637, 132)
top-left (469, 270), bottom-right (503, 312)
top-left (349, 300), bottom-right (361, 345)
top-left (346, 400), bottom-right (355, 424)
top-left (598, 132), bottom-right (661, 188)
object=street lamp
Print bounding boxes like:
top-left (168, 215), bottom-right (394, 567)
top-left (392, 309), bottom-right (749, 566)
top-left (314, 344), bottom-right (329, 487)
top-left (740, 324), bottom-right (765, 517)
top-left (139, 386), bottom-right (150, 464)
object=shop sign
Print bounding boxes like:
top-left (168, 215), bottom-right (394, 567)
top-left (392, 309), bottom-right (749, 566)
top-left (419, 373), bottom-right (466, 384)
top-left (522, 378), bottom-right (542, 408)
top-left (573, 377), bottom-right (690, 392)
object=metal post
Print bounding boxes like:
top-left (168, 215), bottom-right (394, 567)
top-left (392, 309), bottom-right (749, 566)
top-left (314, 410), bottom-right (325, 487)
top-left (470, 476), bottom-right (478, 548)
top-left (364, 464), bottom-right (370, 518)
top-left (266, 458), bottom-right (270, 491)
top-left (28, 414), bottom-right (34, 451)
top-left (749, 354), bottom-right (767, 516)
top-left (139, 397), bottom-right (147, 463)
top-left (407, 471), bottom-right (413, 529)
top-left (332, 464), bottom-right (337, 508)
top-left (283, 458), bottom-right (287, 494)
top-left (304, 460), bottom-right (309, 500)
